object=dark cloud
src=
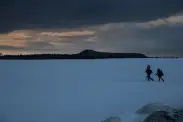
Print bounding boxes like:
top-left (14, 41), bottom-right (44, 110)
top-left (0, 0), bottom-right (183, 33)
top-left (138, 27), bottom-right (183, 57)
top-left (0, 45), bottom-right (25, 50)
top-left (0, 41), bottom-right (56, 52)
top-left (93, 24), bottom-right (183, 57)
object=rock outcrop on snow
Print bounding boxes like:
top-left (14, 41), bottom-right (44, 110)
top-left (101, 116), bottom-right (121, 122)
top-left (176, 116), bottom-right (183, 122)
top-left (100, 103), bottom-right (183, 122)
top-left (140, 104), bottom-right (183, 122)
top-left (170, 108), bottom-right (183, 121)
top-left (136, 103), bottom-right (174, 114)
top-left (143, 111), bottom-right (175, 122)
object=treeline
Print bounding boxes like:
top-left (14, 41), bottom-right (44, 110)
top-left (0, 53), bottom-right (147, 59)
top-left (0, 50), bottom-right (148, 59)
top-left (149, 56), bottom-right (179, 59)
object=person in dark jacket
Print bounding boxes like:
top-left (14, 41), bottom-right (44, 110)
top-left (145, 65), bottom-right (154, 81)
top-left (156, 68), bottom-right (164, 82)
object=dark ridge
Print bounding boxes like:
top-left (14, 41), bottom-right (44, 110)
top-left (0, 49), bottom-right (147, 60)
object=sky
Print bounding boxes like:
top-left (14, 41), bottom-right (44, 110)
top-left (0, 0), bottom-right (183, 57)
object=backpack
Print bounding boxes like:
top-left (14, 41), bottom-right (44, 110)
top-left (149, 70), bottom-right (152, 74)
top-left (160, 70), bottom-right (164, 76)
top-left (146, 69), bottom-right (152, 74)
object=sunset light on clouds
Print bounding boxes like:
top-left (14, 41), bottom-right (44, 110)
top-left (0, 0), bottom-right (183, 57)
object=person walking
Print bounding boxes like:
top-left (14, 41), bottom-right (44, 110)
top-left (145, 65), bottom-right (154, 81)
top-left (156, 68), bottom-right (164, 82)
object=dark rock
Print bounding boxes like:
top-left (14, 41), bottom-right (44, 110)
top-left (176, 116), bottom-right (183, 122)
top-left (143, 111), bottom-right (175, 122)
top-left (136, 103), bottom-right (174, 115)
top-left (170, 108), bottom-right (183, 121)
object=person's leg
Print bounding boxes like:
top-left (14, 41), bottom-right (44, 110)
top-left (151, 77), bottom-right (154, 81)
top-left (161, 77), bottom-right (164, 82)
top-left (150, 75), bottom-right (154, 81)
top-left (158, 77), bottom-right (160, 82)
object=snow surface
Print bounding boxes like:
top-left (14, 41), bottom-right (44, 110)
top-left (0, 59), bottom-right (183, 122)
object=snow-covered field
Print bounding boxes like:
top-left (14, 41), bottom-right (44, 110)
top-left (0, 59), bottom-right (183, 122)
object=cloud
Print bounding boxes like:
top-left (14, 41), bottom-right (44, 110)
top-left (0, 40), bottom-right (26, 47)
top-left (84, 36), bottom-right (98, 42)
top-left (0, 29), bottom-right (97, 54)
top-left (40, 30), bottom-right (95, 37)
top-left (0, 31), bottom-right (34, 41)
top-left (0, 16), bottom-right (183, 57)
top-left (0, 0), bottom-right (183, 33)
top-left (8, 32), bottom-right (30, 39)
top-left (26, 41), bottom-right (54, 49)
top-left (137, 13), bottom-right (183, 28)
top-left (0, 45), bottom-right (25, 50)
top-left (92, 21), bottom-right (183, 57)
top-left (39, 30), bottom-right (97, 42)
top-left (0, 41), bottom-right (61, 53)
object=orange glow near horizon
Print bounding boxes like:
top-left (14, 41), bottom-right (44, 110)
top-left (0, 29), bottom-right (96, 54)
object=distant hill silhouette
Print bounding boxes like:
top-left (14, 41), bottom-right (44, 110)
top-left (0, 49), bottom-right (147, 59)
top-left (77, 49), bottom-right (147, 58)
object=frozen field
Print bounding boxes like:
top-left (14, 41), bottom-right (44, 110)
top-left (0, 59), bottom-right (183, 122)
